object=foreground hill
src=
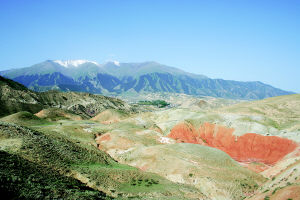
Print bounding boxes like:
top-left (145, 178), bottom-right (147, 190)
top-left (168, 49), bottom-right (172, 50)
top-left (0, 150), bottom-right (111, 200)
top-left (0, 121), bottom-right (204, 199)
top-left (0, 60), bottom-right (293, 99)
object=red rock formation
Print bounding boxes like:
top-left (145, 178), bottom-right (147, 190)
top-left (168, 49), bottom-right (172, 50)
top-left (168, 122), bottom-right (205, 145)
top-left (168, 122), bottom-right (298, 165)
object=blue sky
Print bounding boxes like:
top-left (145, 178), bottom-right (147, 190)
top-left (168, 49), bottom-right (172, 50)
top-left (0, 0), bottom-right (299, 92)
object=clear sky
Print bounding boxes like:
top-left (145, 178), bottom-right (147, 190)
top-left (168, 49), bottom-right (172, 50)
top-left (0, 0), bottom-right (299, 92)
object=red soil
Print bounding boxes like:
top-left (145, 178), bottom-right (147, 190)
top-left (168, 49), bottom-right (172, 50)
top-left (139, 164), bottom-right (149, 171)
top-left (168, 122), bottom-right (298, 165)
top-left (96, 134), bottom-right (111, 143)
top-left (271, 185), bottom-right (300, 200)
top-left (239, 162), bottom-right (270, 173)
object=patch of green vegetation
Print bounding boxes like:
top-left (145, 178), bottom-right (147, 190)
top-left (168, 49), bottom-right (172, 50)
top-left (73, 163), bottom-right (134, 171)
top-left (0, 111), bottom-right (51, 126)
top-left (279, 119), bottom-right (299, 130)
top-left (41, 110), bottom-right (73, 121)
top-left (240, 116), bottom-right (255, 123)
top-left (248, 108), bottom-right (265, 115)
top-left (61, 124), bottom-right (96, 145)
top-left (138, 100), bottom-right (170, 108)
top-left (263, 118), bottom-right (281, 129)
top-left (240, 116), bottom-right (282, 130)
top-left (264, 196), bottom-right (270, 200)
top-left (120, 176), bottom-right (167, 193)
top-left (272, 187), bottom-right (282, 195)
top-left (263, 189), bottom-right (269, 193)
top-left (108, 121), bottom-right (143, 132)
top-left (0, 150), bottom-right (111, 200)
top-left (185, 114), bottom-right (222, 128)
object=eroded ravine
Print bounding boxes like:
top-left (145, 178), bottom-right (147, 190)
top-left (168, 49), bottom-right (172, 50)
top-left (168, 122), bottom-right (298, 166)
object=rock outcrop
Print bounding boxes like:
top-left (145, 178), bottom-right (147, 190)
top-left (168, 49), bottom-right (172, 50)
top-left (168, 122), bottom-right (298, 165)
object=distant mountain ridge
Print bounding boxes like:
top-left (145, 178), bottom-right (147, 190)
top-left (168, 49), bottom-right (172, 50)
top-left (0, 60), bottom-right (294, 99)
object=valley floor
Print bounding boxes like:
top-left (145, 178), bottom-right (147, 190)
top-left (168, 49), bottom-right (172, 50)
top-left (1, 93), bottom-right (300, 200)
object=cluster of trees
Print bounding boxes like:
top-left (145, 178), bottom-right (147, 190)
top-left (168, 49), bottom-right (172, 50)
top-left (138, 100), bottom-right (170, 108)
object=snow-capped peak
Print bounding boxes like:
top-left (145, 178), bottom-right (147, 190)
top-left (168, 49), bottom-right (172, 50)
top-left (113, 60), bottom-right (120, 66)
top-left (53, 60), bottom-right (99, 68)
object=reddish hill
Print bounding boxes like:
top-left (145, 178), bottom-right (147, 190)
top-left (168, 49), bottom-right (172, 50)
top-left (168, 122), bottom-right (298, 165)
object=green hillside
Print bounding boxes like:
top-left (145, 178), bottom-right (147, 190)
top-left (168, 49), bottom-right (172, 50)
top-left (0, 120), bottom-right (205, 199)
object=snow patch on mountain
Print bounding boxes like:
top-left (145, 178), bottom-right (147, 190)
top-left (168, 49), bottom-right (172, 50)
top-left (53, 60), bottom-right (99, 68)
top-left (113, 61), bottom-right (120, 66)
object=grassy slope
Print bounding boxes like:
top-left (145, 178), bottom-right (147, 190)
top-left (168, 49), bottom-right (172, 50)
top-left (0, 118), bottom-right (205, 199)
top-left (91, 109), bottom-right (129, 123)
top-left (247, 159), bottom-right (300, 200)
top-left (35, 108), bottom-right (83, 121)
top-left (220, 94), bottom-right (300, 131)
top-left (0, 150), bottom-right (111, 200)
top-left (1, 111), bottom-right (50, 126)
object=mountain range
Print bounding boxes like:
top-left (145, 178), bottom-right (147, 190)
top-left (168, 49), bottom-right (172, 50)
top-left (0, 60), bottom-right (294, 99)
